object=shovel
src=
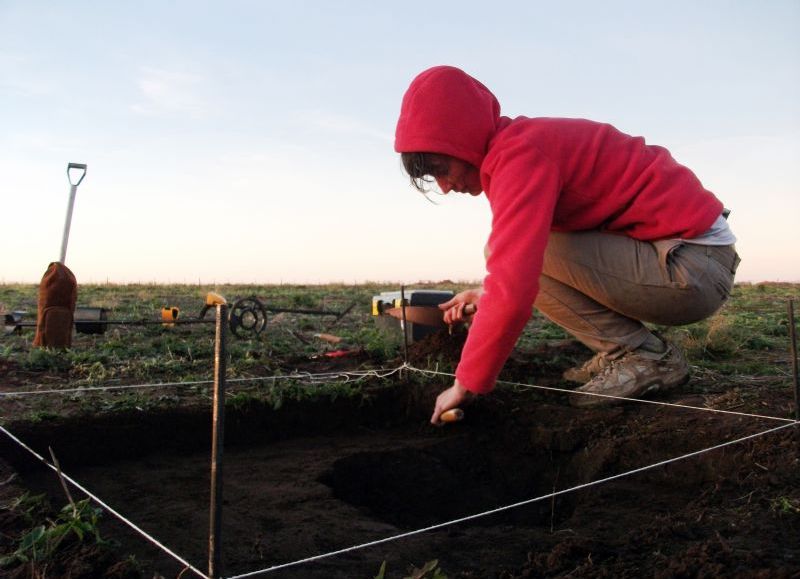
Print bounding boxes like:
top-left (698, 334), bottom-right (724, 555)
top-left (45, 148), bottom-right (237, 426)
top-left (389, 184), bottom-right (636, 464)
top-left (33, 163), bottom-right (86, 348)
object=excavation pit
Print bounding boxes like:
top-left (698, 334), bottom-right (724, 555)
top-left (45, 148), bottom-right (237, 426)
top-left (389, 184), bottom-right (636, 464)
top-left (2, 375), bottom-right (797, 578)
top-left (320, 439), bottom-right (576, 530)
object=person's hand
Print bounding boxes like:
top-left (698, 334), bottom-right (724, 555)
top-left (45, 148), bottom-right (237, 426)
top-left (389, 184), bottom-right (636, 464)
top-left (431, 380), bottom-right (472, 425)
top-left (439, 288), bottom-right (482, 325)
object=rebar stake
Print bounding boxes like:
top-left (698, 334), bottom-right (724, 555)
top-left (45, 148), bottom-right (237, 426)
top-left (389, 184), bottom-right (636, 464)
top-left (788, 299), bottom-right (799, 421)
top-left (209, 302), bottom-right (228, 579)
top-left (400, 285), bottom-right (409, 367)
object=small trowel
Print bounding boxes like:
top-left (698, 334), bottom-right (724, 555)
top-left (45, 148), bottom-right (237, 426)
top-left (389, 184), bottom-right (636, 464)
top-left (383, 303), bottom-right (477, 328)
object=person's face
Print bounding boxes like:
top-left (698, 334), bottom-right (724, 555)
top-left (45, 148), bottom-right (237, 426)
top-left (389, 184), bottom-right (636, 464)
top-left (432, 155), bottom-right (482, 196)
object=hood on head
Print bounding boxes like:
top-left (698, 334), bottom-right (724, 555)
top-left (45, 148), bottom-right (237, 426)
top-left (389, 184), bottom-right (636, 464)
top-left (394, 66), bottom-right (502, 169)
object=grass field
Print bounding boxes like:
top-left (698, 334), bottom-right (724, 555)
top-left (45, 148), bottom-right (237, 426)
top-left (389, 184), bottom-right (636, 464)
top-left (0, 282), bottom-right (798, 578)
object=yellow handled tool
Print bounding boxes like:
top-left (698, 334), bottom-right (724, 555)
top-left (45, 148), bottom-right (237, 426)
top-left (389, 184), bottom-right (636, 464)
top-left (439, 408), bottom-right (464, 423)
top-left (206, 292), bottom-right (228, 306)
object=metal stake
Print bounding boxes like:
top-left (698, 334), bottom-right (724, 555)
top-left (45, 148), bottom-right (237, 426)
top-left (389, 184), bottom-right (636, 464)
top-left (60, 163), bottom-right (87, 264)
top-left (208, 302), bottom-right (228, 579)
top-left (788, 299), bottom-right (799, 421)
top-left (400, 285), bottom-right (409, 364)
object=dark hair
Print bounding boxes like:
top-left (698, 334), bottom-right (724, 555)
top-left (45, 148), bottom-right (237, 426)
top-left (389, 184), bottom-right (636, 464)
top-left (401, 152), bottom-right (449, 193)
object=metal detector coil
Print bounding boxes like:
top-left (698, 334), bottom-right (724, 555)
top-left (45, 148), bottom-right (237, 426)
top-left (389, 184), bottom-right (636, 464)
top-left (199, 294), bottom-right (267, 339)
top-left (229, 297), bottom-right (267, 339)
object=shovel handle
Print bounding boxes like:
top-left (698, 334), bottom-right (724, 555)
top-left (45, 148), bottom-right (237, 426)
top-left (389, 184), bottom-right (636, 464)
top-left (67, 163), bottom-right (87, 186)
top-left (60, 162), bottom-right (87, 264)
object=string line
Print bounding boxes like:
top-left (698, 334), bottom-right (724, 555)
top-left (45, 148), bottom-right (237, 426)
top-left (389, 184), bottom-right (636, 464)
top-left (0, 367), bottom-right (404, 397)
top-left (3, 362), bottom-right (792, 423)
top-left (407, 365), bottom-right (798, 424)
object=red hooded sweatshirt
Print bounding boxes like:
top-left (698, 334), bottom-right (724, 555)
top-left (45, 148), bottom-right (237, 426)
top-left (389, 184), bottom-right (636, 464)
top-left (394, 65), bottom-right (724, 395)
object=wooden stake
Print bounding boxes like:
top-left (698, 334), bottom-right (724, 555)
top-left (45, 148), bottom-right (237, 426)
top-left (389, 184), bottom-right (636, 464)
top-left (48, 446), bottom-right (77, 517)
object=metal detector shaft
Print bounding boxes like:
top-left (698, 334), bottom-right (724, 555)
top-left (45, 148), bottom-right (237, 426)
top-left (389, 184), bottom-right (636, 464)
top-left (60, 163), bottom-right (87, 264)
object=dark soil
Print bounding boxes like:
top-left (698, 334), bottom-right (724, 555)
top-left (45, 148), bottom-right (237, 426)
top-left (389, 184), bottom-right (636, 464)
top-left (1, 332), bottom-right (799, 579)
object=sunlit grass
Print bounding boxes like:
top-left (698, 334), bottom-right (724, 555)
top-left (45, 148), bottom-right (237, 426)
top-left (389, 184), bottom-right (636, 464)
top-left (1, 281), bottom-right (797, 421)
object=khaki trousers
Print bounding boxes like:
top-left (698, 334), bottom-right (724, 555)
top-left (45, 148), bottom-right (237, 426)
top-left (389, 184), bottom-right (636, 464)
top-left (534, 231), bottom-right (740, 353)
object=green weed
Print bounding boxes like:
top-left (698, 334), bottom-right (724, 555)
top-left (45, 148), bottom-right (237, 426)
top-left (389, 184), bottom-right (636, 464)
top-left (771, 496), bottom-right (800, 515)
top-left (99, 393), bottom-right (151, 412)
top-left (355, 325), bottom-right (401, 361)
top-left (406, 559), bottom-right (448, 578)
top-left (0, 498), bottom-right (104, 567)
top-left (27, 410), bottom-right (60, 423)
top-left (22, 348), bottom-right (72, 372)
top-left (374, 559), bottom-right (448, 579)
top-left (1, 492), bottom-right (49, 525)
top-left (227, 390), bottom-right (260, 411)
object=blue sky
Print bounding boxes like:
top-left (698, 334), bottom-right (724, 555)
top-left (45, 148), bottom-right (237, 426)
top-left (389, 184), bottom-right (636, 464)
top-left (1, 1), bottom-right (798, 283)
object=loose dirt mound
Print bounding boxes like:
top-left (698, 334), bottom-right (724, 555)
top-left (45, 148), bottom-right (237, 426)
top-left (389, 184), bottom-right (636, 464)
top-left (405, 328), bottom-right (589, 385)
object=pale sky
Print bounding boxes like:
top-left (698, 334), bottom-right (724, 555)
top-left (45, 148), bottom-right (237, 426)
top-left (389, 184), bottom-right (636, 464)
top-left (2, 1), bottom-right (798, 284)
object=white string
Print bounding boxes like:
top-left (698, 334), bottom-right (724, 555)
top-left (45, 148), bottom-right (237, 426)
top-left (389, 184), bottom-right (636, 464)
top-left (0, 424), bottom-right (209, 579)
top-left (406, 365), bottom-right (798, 424)
top-left (4, 362), bottom-right (792, 424)
top-left (267, 366), bottom-right (406, 384)
top-left (3, 364), bottom-right (794, 477)
top-left (224, 420), bottom-right (798, 578)
top-left (0, 367), bottom-right (404, 398)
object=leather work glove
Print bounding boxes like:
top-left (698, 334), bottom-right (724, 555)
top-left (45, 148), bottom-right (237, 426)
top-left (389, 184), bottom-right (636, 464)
top-left (33, 262), bottom-right (77, 348)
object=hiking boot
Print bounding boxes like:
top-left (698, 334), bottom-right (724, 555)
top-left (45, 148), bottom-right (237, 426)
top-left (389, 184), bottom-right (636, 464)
top-left (562, 350), bottom-right (622, 383)
top-left (570, 342), bottom-right (689, 407)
